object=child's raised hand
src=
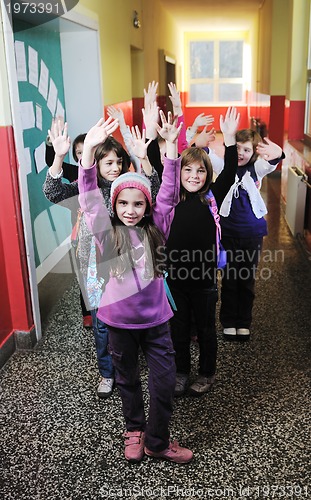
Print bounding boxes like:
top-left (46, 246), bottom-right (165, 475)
top-left (48, 120), bottom-right (71, 157)
top-left (156, 110), bottom-right (183, 143)
top-left (193, 112), bottom-right (214, 129)
top-left (219, 107), bottom-right (240, 146)
top-left (144, 81), bottom-right (158, 108)
top-left (194, 126), bottom-right (216, 148)
top-left (142, 102), bottom-right (159, 140)
top-left (84, 116), bottom-right (119, 149)
top-left (130, 126), bottom-right (152, 160)
top-left (50, 115), bottom-right (65, 137)
top-left (107, 106), bottom-right (126, 129)
top-left (220, 107), bottom-right (240, 136)
top-left (256, 138), bottom-right (282, 161)
top-left (168, 82), bottom-right (182, 113)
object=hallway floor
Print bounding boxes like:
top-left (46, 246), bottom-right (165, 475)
top-left (0, 174), bottom-right (310, 500)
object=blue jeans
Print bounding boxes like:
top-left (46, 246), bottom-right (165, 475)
top-left (91, 310), bottom-right (114, 378)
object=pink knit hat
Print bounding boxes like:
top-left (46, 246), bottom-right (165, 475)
top-left (111, 172), bottom-right (152, 210)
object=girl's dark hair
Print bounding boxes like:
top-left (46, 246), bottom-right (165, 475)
top-left (72, 133), bottom-right (87, 162)
top-left (180, 147), bottom-right (213, 203)
top-left (236, 129), bottom-right (262, 164)
top-left (94, 136), bottom-right (130, 183)
top-left (107, 217), bottom-right (165, 279)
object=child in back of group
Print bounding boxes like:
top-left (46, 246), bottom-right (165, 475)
top-left (46, 116), bottom-right (85, 183)
top-left (219, 129), bottom-right (284, 341)
top-left (43, 118), bottom-right (160, 400)
top-left (78, 110), bottom-right (193, 464)
top-left (43, 118), bottom-right (120, 399)
top-left (144, 81), bottom-right (224, 181)
top-left (44, 119), bottom-right (92, 327)
top-left (165, 107), bottom-right (241, 397)
top-left (144, 81), bottom-right (188, 181)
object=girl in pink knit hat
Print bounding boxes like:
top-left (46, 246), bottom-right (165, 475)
top-left (78, 110), bottom-right (193, 465)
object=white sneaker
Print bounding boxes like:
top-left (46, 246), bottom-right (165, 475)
top-left (223, 327), bottom-right (236, 339)
top-left (189, 375), bottom-right (216, 396)
top-left (97, 377), bottom-right (114, 399)
top-left (236, 328), bottom-right (250, 340)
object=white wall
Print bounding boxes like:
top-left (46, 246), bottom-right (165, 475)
top-left (59, 18), bottom-right (103, 163)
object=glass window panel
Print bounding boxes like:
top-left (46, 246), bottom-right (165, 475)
top-left (219, 83), bottom-right (243, 102)
top-left (190, 83), bottom-right (214, 102)
top-left (219, 41), bottom-right (243, 78)
top-left (190, 41), bottom-right (214, 79)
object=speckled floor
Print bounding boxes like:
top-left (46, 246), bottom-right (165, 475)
top-left (1, 174), bottom-right (311, 500)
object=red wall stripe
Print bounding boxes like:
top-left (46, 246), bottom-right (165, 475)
top-left (0, 126), bottom-right (33, 344)
top-left (287, 100), bottom-right (305, 141)
top-left (269, 95), bottom-right (285, 148)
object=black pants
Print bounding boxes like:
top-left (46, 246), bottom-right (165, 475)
top-left (169, 286), bottom-right (218, 377)
top-left (80, 290), bottom-right (90, 317)
top-left (219, 236), bottom-right (262, 329)
top-left (108, 323), bottom-right (176, 452)
top-left (70, 249), bottom-right (91, 318)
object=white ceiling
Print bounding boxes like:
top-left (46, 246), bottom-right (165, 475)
top-left (158, 0), bottom-right (265, 30)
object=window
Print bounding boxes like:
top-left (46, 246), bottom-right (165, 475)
top-left (189, 39), bottom-right (246, 105)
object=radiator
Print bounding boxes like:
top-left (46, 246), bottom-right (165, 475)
top-left (285, 166), bottom-right (307, 237)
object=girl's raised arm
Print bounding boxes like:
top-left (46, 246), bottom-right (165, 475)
top-left (48, 120), bottom-right (71, 177)
top-left (219, 107), bottom-right (240, 146)
top-left (256, 138), bottom-right (282, 161)
top-left (81, 117), bottom-right (119, 169)
top-left (156, 110), bottom-right (183, 160)
top-left (130, 125), bottom-right (153, 175)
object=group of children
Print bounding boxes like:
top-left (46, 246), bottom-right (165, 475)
top-left (43, 82), bottom-right (284, 464)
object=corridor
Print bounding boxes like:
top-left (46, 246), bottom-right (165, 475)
top-left (0, 173), bottom-right (310, 499)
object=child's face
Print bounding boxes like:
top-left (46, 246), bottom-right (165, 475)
top-left (181, 162), bottom-right (207, 193)
top-left (237, 141), bottom-right (253, 166)
top-left (98, 150), bottom-right (123, 181)
top-left (115, 188), bottom-right (147, 226)
top-left (74, 142), bottom-right (84, 161)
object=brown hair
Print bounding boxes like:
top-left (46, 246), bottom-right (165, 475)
top-left (236, 129), bottom-right (262, 164)
top-left (72, 133), bottom-right (86, 162)
top-left (107, 218), bottom-right (165, 279)
top-left (180, 147), bottom-right (213, 203)
top-left (94, 136), bottom-right (130, 183)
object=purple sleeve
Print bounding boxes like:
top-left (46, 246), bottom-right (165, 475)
top-left (152, 155), bottom-right (181, 240)
top-left (177, 114), bottom-right (188, 154)
top-left (78, 163), bottom-right (111, 252)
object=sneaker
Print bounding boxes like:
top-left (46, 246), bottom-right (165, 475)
top-left (145, 440), bottom-right (193, 464)
top-left (83, 315), bottom-right (93, 328)
top-left (223, 327), bottom-right (236, 340)
top-left (123, 431), bottom-right (145, 462)
top-left (237, 328), bottom-right (250, 340)
top-left (97, 377), bottom-right (114, 399)
top-left (174, 373), bottom-right (189, 397)
top-left (188, 375), bottom-right (216, 396)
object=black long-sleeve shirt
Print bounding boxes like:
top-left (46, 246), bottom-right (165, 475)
top-left (45, 143), bottom-right (78, 183)
top-left (166, 144), bottom-right (238, 289)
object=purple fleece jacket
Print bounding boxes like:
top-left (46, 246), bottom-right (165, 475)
top-left (78, 156), bottom-right (180, 329)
